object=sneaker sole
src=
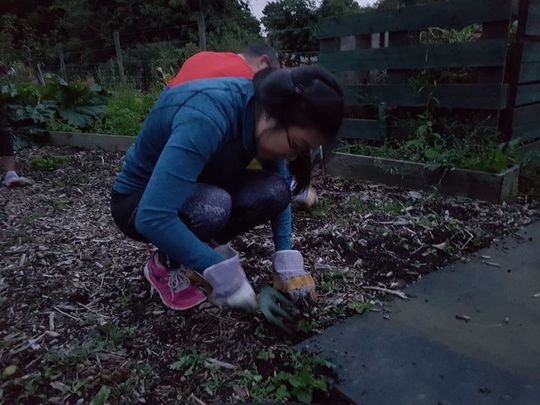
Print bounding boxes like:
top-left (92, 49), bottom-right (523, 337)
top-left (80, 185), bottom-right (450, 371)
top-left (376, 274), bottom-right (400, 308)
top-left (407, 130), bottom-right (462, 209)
top-left (144, 264), bottom-right (206, 311)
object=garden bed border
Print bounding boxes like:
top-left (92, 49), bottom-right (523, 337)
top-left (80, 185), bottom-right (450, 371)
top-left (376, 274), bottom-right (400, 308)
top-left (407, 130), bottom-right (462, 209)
top-left (327, 152), bottom-right (520, 203)
top-left (47, 131), bottom-right (135, 152)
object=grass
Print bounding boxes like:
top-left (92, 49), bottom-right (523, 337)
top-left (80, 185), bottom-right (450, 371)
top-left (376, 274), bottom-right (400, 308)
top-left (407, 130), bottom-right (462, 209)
top-left (91, 87), bottom-right (159, 136)
top-left (29, 155), bottom-right (69, 171)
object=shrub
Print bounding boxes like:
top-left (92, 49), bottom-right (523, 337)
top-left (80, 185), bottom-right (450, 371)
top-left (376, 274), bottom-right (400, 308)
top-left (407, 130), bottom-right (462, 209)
top-left (91, 87), bottom-right (159, 136)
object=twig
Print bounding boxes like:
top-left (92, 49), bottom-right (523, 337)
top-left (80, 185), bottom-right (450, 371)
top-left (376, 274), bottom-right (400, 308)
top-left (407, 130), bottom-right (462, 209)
top-left (377, 220), bottom-right (412, 226)
top-left (461, 230), bottom-right (474, 249)
top-left (189, 393), bottom-right (208, 405)
top-left (363, 286), bottom-right (408, 299)
top-left (53, 306), bottom-right (82, 322)
top-left (76, 302), bottom-right (111, 318)
top-left (49, 312), bottom-right (55, 331)
top-left (10, 333), bottom-right (46, 355)
top-left (483, 261), bottom-right (501, 268)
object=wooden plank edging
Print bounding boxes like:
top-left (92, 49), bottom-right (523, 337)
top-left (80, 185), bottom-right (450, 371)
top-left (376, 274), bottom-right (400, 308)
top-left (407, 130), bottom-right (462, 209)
top-left (327, 152), bottom-right (520, 203)
top-left (47, 131), bottom-right (136, 152)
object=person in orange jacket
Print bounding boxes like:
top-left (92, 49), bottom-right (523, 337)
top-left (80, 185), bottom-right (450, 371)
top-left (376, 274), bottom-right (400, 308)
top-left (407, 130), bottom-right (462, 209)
top-left (169, 44), bottom-right (317, 208)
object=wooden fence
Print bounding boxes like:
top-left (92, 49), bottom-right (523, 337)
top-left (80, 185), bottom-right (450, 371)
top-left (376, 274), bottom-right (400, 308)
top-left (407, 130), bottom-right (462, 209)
top-left (318, 0), bottom-right (540, 143)
top-left (506, 0), bottom-right (540, 141)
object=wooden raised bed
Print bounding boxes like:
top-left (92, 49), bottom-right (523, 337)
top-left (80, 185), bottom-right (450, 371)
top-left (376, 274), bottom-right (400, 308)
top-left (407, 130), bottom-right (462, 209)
top-left (327, 152), bottom-right (520, 203)
top-left (47, 131), bottom-right (135, 152)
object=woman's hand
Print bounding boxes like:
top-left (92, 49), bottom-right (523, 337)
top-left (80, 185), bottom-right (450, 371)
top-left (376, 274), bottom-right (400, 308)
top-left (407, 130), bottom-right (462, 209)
top-left (202, 245), bottom-right (257, 311)
top-left (272, 250), bottom-right (317, 302)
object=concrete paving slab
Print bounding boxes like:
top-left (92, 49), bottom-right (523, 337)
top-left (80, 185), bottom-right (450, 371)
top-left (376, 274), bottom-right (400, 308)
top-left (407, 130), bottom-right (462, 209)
top-left (298, 221), bottom-right (540, 404)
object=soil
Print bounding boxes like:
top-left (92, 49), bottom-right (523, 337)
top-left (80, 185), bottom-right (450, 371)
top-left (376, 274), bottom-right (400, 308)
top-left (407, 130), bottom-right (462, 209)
top-left (1, 146), bottom-right (538, 404)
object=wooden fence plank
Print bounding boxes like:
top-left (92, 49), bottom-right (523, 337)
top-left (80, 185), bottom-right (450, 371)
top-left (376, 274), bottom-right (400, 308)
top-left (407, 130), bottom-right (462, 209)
top-left (511, 103), bottom-right (540, 141)
top-left (339, 118), bottom-right (386, 142)
top-left (512, 102), bottom-right (540, 125)
top-left (520, 41), bottom-right (540, 62)
top-left (525, 2), bottom-right (540, 36)
top-left (345, 84), bottom-right (509, 109)
top-left (319, 40), bottom-right (507, 72)
top-left (515, 83), bottom-right (540, 105)
top-left (512, 124), bottom-right (540, 141)
top-left (518, 42), bottom-right (540, 84)
top-left (518, 61), bottom-right (540, 83)
top-left (318, 0), bottom-right (513, 39)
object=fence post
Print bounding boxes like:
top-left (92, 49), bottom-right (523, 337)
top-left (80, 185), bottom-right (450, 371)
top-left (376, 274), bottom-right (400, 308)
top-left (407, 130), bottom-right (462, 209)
top-left (478, 10), bottom-right (513, 133)
top-left (500, 0), bottom-right (529, 141)
top-left (197, 14), bottom-right (207, 51)
top-left (57, 44), bottom-right (67, 80)
top-left (113, 31), bottom-right (127, 85)
top-left (35, 63), bottom-right (45, 86)
top-left (110, 59), bottom-right (116, 86)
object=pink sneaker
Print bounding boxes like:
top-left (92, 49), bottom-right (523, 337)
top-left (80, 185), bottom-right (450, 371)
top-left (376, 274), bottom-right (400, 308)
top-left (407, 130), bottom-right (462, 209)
top-left (143, 252), bottom-right (206, 310)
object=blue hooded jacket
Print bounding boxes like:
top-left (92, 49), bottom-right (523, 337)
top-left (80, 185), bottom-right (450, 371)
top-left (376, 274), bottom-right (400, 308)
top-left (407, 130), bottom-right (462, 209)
top-left (113, 78), bottom-right (292, 271)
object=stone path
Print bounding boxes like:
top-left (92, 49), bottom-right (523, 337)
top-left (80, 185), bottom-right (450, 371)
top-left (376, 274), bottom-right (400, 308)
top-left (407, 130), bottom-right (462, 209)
top-left (298, 221), bottom-right (540, 404)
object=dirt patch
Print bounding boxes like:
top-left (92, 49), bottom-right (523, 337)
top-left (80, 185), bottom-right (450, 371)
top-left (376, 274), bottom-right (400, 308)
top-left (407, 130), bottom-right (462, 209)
top-left (1, 146), bottom-right (538, 403)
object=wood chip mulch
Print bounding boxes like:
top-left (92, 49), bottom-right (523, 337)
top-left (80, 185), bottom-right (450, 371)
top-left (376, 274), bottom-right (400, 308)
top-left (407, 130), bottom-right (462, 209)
top-left (1, 146), bottom-right (538, 404)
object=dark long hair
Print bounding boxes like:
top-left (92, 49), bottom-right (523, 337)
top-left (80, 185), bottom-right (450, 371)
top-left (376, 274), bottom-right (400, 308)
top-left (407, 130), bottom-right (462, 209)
top-left (253, 66), bottom-right (344, 194)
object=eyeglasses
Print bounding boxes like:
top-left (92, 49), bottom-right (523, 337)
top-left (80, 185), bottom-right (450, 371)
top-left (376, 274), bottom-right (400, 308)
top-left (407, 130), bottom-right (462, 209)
top-left (285, 127), bottom-right (310, 157)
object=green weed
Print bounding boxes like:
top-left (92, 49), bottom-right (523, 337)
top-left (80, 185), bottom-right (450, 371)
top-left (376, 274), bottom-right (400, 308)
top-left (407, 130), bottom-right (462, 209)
top-left (99, 324), bottom-right (132, 347)
top-left (240, 353), bottom-right (332, 404)
top-left (92, 385), bottom-right (111, 405)
top-left (256, 351), bottom-right (276, 361)
top-left (338, 110), bottom-right (519, 174)
top-left (48, 345), bottom-right (92, 368)
top-left (382, 202), bottom-right (402, 213)
top-left (29, 155), bottom-right (69, 171)
top-left (348, 302), bottom-right (374, 315)
top-left (169, 350), bottom-right (206, 376)
top-left (297, 319), bottom-right (323, 333)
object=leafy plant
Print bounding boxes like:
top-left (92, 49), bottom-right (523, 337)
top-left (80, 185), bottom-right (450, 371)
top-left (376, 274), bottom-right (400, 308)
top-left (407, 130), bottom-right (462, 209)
top-left (95, 324), bottom-right (133, 348)
top-left (29, 155), bottom-right (69, 171)
top-left (1, 75), bottom-right (108, 140)
top-left (297, 319), bottom-right (323, 333)
top-left (169, 350), bottom-right (206, 376)
top-left (248, 353), bottom-right (332, 403)
top-left (339, 111), bottom-right (518, 174)
top-left (382, 202), bottom-right (402, 213)
top-left (349, 302), bottom-right (374, 314)
top-left (39, 75), bottom-right (108, 128)
top-left (92, 385), bottom-right (111, 405)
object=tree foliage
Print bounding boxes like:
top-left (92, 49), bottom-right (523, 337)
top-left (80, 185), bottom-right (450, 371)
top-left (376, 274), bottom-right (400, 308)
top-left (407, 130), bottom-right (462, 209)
top-left (262, 0), bottom-right (364, 63)
top-left (1, 0), bottom-right (378, 75)
top-left (0, 0), bottom-right (261, 66)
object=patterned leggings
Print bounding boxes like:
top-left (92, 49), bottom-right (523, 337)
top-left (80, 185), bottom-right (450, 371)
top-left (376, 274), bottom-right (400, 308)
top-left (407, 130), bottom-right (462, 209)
top-left (110, 169), bottom-right (290, 265)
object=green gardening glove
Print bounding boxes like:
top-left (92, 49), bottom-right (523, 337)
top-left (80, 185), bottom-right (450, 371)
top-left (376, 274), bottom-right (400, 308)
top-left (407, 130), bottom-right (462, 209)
top-left (257, 287), bottom-right (298, 334)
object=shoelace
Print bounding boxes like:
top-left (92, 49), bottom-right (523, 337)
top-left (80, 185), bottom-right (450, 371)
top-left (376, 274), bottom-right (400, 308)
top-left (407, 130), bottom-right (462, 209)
top-left (168, 269), bottom-right (190, 293)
